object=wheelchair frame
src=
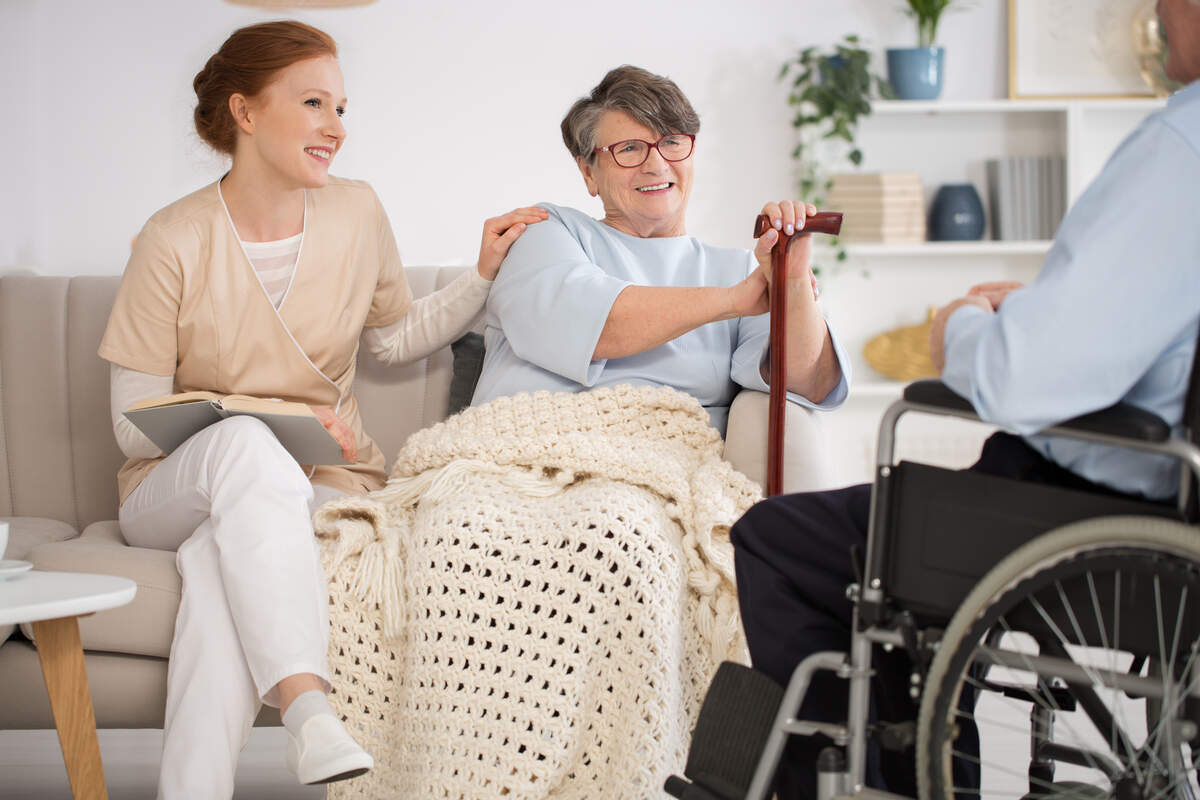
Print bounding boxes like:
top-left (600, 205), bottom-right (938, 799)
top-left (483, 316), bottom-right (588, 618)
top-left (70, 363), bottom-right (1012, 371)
top-left (742, 382), bottom-right (1200, 800)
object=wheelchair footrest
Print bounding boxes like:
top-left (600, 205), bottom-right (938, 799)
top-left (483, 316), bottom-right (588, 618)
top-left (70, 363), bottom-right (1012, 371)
top-left (665, 661), bottom-right (786, 800)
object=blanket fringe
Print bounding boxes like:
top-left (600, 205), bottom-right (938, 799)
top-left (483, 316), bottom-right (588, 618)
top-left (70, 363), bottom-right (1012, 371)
top-left (348, 517), bottom-right (407, 640)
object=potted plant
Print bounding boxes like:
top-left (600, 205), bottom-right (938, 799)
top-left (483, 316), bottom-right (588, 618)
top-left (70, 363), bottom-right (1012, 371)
top-left (780, 35), bottom-right (893, 266)
top-left (887, 0), bottom-right (961, 100)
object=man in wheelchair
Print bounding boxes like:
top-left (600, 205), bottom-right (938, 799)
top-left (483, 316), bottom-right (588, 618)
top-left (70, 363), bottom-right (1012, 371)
top-left (668, 3), bottom-right (1200, 799)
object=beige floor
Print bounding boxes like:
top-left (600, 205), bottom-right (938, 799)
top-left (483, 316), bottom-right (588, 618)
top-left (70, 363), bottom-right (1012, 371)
top-left (0, 728), bottom-right (325, 799)
top-left (0, 711), bottom-right (1145, 798)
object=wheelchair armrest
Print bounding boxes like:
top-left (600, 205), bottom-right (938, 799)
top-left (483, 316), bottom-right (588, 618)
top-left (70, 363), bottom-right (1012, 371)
top-left (902, 379), bottom-right (1172, 443)
top-left (902, 379), bottom-right (976, 414)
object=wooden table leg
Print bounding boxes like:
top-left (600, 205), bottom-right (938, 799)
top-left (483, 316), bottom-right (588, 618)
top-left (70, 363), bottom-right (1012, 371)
top-left (32, 615), bottom-right (109, 800)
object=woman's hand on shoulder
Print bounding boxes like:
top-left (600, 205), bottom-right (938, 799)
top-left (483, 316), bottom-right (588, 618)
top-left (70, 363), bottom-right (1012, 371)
top-left (310, 405), bottom-right (357, 464)
top-left (476, 206), bottom-right (550, 281)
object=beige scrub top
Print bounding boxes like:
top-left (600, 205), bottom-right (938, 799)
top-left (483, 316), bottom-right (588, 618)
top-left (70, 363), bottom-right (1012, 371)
top-left (99, 176), bottom-right (413, 504)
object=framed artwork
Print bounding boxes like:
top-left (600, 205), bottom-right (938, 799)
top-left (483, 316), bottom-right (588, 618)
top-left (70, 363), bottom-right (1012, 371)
top-left (1008, 0), bottom-right (1156, 99)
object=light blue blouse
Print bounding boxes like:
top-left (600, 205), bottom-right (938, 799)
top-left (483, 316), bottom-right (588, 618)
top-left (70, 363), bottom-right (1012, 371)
top-left (943, 80), bottom-right (1200, 500)
top-left (471, 203), bottom-right (850, 433)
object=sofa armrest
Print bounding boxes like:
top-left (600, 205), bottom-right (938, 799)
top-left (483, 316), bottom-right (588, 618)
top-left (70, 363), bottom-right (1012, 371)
top-left (722, 390), bottom-right (840, 495)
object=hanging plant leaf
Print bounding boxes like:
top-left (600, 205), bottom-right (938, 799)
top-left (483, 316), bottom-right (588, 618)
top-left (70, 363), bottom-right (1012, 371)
top-left (779, 33), bottom-right (890, 271)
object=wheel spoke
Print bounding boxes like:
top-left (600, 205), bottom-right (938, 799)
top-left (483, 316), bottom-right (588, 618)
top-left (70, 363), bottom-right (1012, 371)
top-left (953, 700), bottom-right (1040, 738)
top-left (1144, 746), bottom-right (1200, 800)
top-left (1029, 592), bottom-right (1144, 776)
top-left (1054, 577), bottom-right (1143, 768)
top-left (1086, 571), bottom-right (1122, 760)
top-left (963, 672), bottom-right (1062, 730)
top-left (1143, 577), bottom-right (1179, 778)
top-left (1158, 576), bottom-right (1170, 691)
top-left (949, 745), bottom-right (1087, 794)
top-left (996, 614), bottom-right (1119, 784)
top-left (1114, 570), bottom-right (1122, 657)
top-left (1139, 646), bottom-right (1200, 794)
top-left (1169, 586), bottom-right (1188, 682)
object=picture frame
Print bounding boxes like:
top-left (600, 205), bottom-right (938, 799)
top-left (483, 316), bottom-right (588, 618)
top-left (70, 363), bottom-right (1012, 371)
top-left (1008, 0), bottom-right (1156, 99)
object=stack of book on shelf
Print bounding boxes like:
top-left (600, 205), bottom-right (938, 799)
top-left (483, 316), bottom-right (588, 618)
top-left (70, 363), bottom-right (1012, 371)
top-left (985, 156), bottom-right (1066, 241)
top-left (827, 172), bottom-right (925, 243)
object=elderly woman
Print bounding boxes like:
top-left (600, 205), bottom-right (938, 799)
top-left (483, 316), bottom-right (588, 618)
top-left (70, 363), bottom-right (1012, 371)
top-left (472, 64), bottom-right (850, 433)
top-left (312, 65), bottom-right (851, 800)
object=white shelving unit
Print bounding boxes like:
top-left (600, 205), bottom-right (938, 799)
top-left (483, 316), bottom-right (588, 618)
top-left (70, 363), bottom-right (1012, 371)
top-left (815, 97), bottom-right (1164, 487)
top-left (828, 240), bottom-right (1052, 257)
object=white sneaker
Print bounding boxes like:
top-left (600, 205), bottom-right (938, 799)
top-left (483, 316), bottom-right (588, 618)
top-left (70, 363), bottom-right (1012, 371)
top-left (285, 714), bottom-right (374, 785)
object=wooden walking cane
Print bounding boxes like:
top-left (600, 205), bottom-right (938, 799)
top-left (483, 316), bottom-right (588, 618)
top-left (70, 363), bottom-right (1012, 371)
top-left (753, 211), bottom-right (843, 496)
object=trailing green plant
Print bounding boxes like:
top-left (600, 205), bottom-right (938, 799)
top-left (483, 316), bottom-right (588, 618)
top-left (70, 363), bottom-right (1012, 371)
top-left (780, 35), bottom-right (892, 267)
top-left (902, 0), bottom-right (959, 48)
top-left (781, 35), bottom-right (893, 200)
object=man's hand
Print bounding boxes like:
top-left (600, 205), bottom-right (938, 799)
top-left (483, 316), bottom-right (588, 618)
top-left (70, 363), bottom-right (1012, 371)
top-left (930, 295), bottom-right (993, 374)
top-left (967, 281), bottom-right (1024, 310)
top-left (930, 281), bottom-right (1025, 373)
top-left (310, 405), bottom-right (357, 463)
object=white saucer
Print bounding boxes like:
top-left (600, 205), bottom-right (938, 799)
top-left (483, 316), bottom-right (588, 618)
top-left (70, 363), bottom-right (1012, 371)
top-left (0, 560), bottom-right (33, 580)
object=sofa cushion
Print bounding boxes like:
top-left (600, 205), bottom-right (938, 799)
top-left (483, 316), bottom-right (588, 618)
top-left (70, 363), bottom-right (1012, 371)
top-left (1, 516), bottom-right (78, 560)
top-left (23, 520), bottom-right (179, 658)
top-left (0, 516), bottom-right (78, 644)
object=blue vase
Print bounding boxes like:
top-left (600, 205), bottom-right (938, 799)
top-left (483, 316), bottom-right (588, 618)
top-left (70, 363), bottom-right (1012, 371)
top-left (929, 184), bottom-right (985, 241)
top-left (886, 47), bottom-right (945, 100)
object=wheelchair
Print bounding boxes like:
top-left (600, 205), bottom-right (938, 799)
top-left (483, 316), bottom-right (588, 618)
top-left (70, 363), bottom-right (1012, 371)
top-left (667, 379), bottom-right (1200, 800)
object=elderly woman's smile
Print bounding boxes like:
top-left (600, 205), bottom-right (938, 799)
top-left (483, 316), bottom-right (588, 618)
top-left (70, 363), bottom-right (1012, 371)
top-left (578, 110), bottom-right (695, 238)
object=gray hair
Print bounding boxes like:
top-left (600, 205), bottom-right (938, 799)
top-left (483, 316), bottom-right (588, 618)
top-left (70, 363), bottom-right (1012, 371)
top-left (560, 65), bottom-right (700, 163)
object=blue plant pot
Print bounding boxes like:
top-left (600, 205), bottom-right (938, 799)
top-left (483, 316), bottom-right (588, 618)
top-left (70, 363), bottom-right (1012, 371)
top-left (929, 183), bottom-right (985, 241)
top-left (819, 54), bottom-right (848, 84)
top-left (886, 47), bottom-right (945, 100)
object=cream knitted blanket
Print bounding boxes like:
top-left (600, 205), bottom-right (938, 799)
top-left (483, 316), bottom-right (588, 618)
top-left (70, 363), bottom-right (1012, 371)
top-left (312, 385), bottom-right (761, 799)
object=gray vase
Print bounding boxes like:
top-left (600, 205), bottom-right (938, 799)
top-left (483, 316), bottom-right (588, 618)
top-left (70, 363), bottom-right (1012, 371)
top-left (929, 184), bottom-right (985, 241)
top-left (886, 47), bottom-right (945, 100)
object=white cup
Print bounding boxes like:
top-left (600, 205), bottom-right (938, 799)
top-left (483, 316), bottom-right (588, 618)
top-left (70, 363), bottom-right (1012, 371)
top-left (0, 521), bottom-right (7, 561)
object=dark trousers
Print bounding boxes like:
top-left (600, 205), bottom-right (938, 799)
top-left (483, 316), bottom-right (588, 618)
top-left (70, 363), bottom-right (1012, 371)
top-left (731, 432), bottom-right (1137, 799)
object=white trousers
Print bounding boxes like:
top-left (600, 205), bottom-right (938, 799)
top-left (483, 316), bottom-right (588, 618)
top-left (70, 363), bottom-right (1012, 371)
top-left (119, 416), bottom-right (343, 800)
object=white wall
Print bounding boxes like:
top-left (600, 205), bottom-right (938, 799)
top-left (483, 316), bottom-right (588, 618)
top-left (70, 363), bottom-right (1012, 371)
top-left (2, 0), bottom-right (1007, 275)
top-left (1, 0), bottom-right (38, 268)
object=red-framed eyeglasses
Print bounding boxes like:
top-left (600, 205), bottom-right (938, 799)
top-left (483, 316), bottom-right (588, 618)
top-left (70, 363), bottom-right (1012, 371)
top-left (593, 133), bottom-right (695, 168)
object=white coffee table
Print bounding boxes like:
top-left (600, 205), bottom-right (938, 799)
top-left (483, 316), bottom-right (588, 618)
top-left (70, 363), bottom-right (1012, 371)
top-left (0, 570), bottom-right (137, 800)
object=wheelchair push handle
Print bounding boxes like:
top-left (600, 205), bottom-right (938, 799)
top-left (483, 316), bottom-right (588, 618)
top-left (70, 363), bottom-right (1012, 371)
top-left (755, 211), bottom-right (844, 497)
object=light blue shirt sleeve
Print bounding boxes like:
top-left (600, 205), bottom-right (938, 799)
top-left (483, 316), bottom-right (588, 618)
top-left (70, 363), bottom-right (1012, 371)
top-left (486, 209), bottom-right (630, 386)
top-left (940, 85), bottom-right (1200, 498)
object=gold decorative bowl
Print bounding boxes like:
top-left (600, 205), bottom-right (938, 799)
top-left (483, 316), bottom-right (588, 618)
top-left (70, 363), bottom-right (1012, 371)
top-left (863, 309), bottom-right (940, 382)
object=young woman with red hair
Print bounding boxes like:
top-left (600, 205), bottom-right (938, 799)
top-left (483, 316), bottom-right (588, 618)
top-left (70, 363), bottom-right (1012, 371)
top-left (99, 20), bottom-right (545, 798)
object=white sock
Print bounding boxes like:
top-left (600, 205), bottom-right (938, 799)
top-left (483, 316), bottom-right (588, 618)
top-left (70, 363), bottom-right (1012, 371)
top-left (282, 690), bottom-right (334, 737)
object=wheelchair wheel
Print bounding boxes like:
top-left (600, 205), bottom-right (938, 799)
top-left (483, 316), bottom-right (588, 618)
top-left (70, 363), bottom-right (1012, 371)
top-left (917, 516), bottom-right (1200, 799)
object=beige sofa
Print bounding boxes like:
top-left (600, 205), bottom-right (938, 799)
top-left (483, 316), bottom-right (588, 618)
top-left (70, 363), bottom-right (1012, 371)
top-left (0, 267), bottom-right (826, 732)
